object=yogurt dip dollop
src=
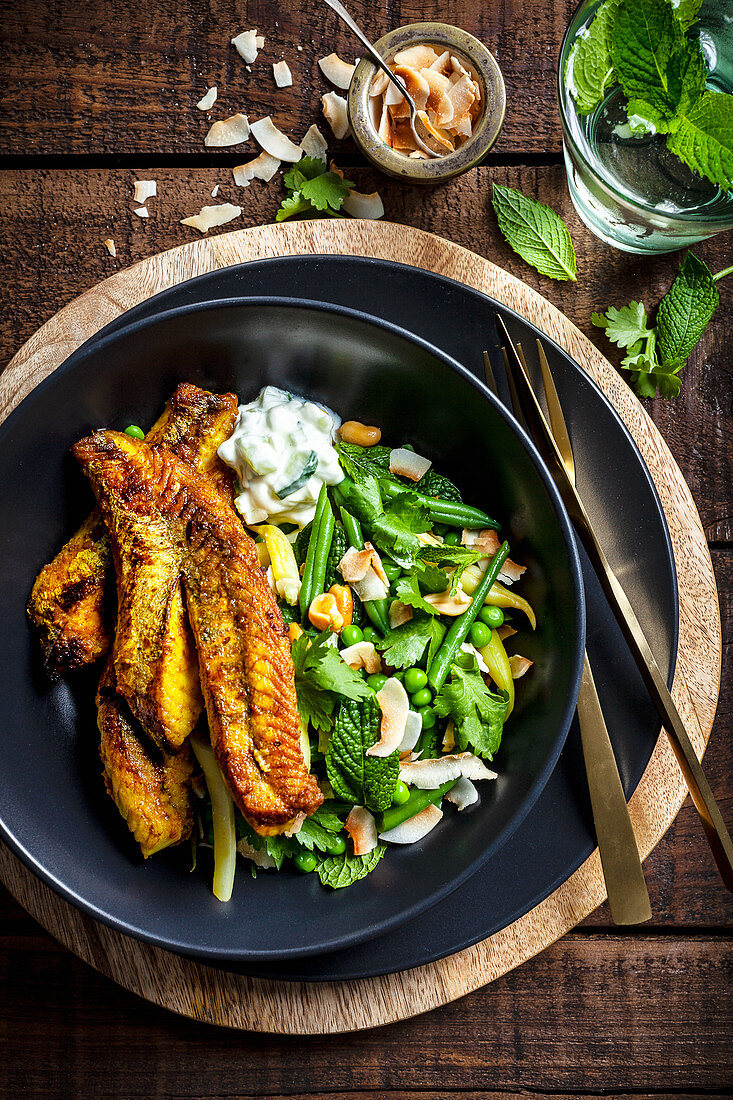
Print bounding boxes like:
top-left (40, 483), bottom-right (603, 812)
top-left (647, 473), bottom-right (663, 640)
top-left (217, 386), bottom-right (344, 526)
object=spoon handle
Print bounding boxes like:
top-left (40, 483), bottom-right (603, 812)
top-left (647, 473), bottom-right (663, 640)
top-left (322, 0), bottom-right (410, 103)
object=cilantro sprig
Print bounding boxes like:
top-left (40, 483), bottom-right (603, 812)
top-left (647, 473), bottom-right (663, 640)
top-left (291, 629), bottom-right (371, 732)
top-left (434, 655), bottom-right (510, 760)
top-left (276, 155), bottom-right (355, 222)
top-left (592, 252), bottom-right (731, 397)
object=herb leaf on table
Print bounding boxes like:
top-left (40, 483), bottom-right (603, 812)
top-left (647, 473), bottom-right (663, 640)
top-left (491, 185), bottom-right (577, 282)
top-left (276, 155), bottom-right (355, 221)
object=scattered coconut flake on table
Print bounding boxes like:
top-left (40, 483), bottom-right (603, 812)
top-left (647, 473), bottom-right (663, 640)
top-left (211, 184), bottom-right (219, 198)
top-left (342, 189), bottom-right (384, 219)
top-left (380, 803), bottom-right (443, 844)
top-left (231, 29), bottom-right (260, 65)
top-left (250, 115), bottom-right (303, 161)
top-left (103, 238), bottom-right (116, 257)
top-left (318, 52), bottom-right (355, 90)
top-left (300, 123), bottom-right (328, 161)
top-left (133, 207), bottom-right (149, 218)
top-left (132, 179), bottom-right (156, 204)
top-left (232, 150), bottom-right (281, 187)
top-left (197, 86), bottom-right (218, 111)
top-left (321, 91), bottom-right (349, 139)
top-left (204, 113), bottom-right (250, 148)
top-left (256, 34), bottom-right (265, 48)
top-left (273, 60), bottom-right (293, 88)
top-left (180, 203), bottom-right (242, 234)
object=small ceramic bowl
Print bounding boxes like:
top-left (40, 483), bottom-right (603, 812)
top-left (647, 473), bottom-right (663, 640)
top-left (348, 21), bottom-right (505, 184)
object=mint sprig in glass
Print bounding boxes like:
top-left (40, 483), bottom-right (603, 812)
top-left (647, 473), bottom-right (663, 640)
top-left (558, 0), bottom-right (733, 252)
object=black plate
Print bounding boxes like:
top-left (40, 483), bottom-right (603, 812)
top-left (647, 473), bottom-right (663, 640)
top-left (78, 257), bottom-right (677, 982)
top-left (0, 297), bottom-right (585, 962)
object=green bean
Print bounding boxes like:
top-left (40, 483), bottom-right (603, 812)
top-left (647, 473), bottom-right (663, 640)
top-left (428, 541), bottom-right (510, 692)
top-left (339, 505), bottom-right (389, 635)
top-left (378, 478), bottom-right (498, 531)
top-left (299, 484), bottom-right (329, 616)
top-left (339, 505), bottom-right (364, 550)
top-left (309, 501), bottom-right (335, 603)
top-left (379, 779), bottom-right (457, 834)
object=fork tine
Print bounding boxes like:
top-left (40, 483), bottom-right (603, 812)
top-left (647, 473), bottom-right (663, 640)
top-left (536, 339), bottom-right (575, 483)
top-left (501, 345), bottom-right (527, 431)
top-left (482, 350), bottom-right (499, 397)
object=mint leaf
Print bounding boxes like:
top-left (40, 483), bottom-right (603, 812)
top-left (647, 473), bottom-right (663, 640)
top-left (325, 697), bottom-right (399, 811)
top-left (434, 656), bottom-right (509, 760)
top-left (491, 185), bottom-right (577, 282)
top-left (336, 442), bottom-right (392, 480)
top-left (567, 0), bottom-right (620, 114)
top-left (667, 91), bottom-right (733, 191)
top-left (314, 843), bottom-right (386, 889)
top-left (672, 0), bottom-right (702, 32)
top-left (292, 630), bottom-right (371, 731)
top-left (301, 170), bottom-right (354, 212)
top-left (378, 615), bottom-right (445, 669)
top-left (656, 251), bottom-right (720, 363)
top-left (275, 192), bottom-right (313, 222)
top-left (370, 511), bottom-right (422, 569)
top-left (611, 0), bottom-right (691, 127)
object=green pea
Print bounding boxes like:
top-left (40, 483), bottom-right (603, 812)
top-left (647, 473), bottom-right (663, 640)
top-left (411, 687), bottom-right (433, 708)
top-left (294, 850), bottom-right (317, 873)
top-left (454, 650), bottom-right (474, 670)
top-left (341, 624), bottom-right (364, 647)
top-left (362, 626), bottom-right (380, 644)
top-left (382, 560), bottom-right (401, 582)
top-left (367, 673), bottom-right (388, 692)
top-left (124, 424), bottom-right (145, 440)
top-left (403, 667), bottom-right (428, 694)
top-left (322, 833), bottom-right (347, 856)
top-left (479, 605), bottom-right (505, 628)
top-left (418, 705), bottom-right (436, 729)
top-left (443, 531), bottom-right (462, 545)
top-left (392, 780), bottom-right (411, 806)
top-left (469, 621), bottom-right (493, 649)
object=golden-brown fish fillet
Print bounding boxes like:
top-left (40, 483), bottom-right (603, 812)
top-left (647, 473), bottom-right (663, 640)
top-left (73, 431), bottom-right (323, 833)
top-left (28, 384), bottom-right (237, 678)
top-left (97, 661), bottom-right (193, 858)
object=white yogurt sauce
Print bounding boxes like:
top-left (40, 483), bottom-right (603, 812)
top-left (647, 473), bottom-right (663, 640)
top-left (217, 386), bottom-right (344, 526)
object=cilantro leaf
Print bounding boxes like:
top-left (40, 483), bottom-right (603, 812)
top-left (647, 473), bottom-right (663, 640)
top-left (491, 184), bottom-right (577, 282)
top-left (294, 817), bottom-right (341, 852)
top-left (326, 697), bottom-right (399, 811)
top-left (301, 169), bottom-right (354, 212)
top-left (275, 191), bottom-right (313, 222)
top-left (237, 819), bottom-right (297, 869)
top-left (591, 300), bottom-right (653, 348)
top-left (370, 513), bottom-right (421, 569)
top-left (434, 657), bottom-right (509, 760)
top-left (656, 251), bottom-right (720, 363)
top-left (283, 156), bottom-right (327, 188)
top-left (666, 91), bottom-right (733, 191)
top-left (292, 630), bottom-right (371, 731)
top-left (611, 0), bottom-right (692, 127)
top-left (393, 573), bottom-right (440, 615)
top-left (567, 0), bottom-right (620, 114)
top-left (314, 843), bottom-right (386, 889)
top-left (384, 492), bottom-right (432, 534)
top-left (378, 614), bottom-right (445, 669)
top-left (338, 473), bottom-right (383, 527)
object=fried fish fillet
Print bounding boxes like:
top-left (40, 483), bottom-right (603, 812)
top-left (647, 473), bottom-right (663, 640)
top-left (73, 431), bottom-right (323, 833)
top-left (28, 383), bottom-right (237, 678)
top-left (97, 660), bottom-right (193, 857)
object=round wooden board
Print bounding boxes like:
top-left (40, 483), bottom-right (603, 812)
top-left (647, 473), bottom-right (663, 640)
top-left (0, 221), bottom-right (721, 1034)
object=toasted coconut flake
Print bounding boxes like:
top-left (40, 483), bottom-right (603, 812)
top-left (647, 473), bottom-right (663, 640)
top-left (103, 238), bottom-right (116, 257)
top-left (377, 101), bottom-right (392, 145)
top-left (132, 179), bottom-right (156, 204)
top-left (442, 719), bottom-right (455, 752)
top-left (250, 115), bottom-right (303, 161)
top-left (462, 529), bottom-right (526, 584)
top-left (133, 206), bottom-right (149, 218)
top-left (370, 70), bottom-right (390, 97)
top-left (321, 91), bottom-right (349, 139)
top-left (389, 600), bottom-right (413, 630)
top-left (338, 640), bottom-right (382, 674)
top-left (273, 60), bottom-right (293, 87)
top-left (338, 544), bottom-right (389, 600)
top-left (510, 655), bottom-right (533, 679)
top-left (459, 641), bottom-right (490, 674)
top-left (399, 709), bottom-right (423, 752)
top-left (416, 111), bottom-right (455, 153)
top-left (232, 29), bottom-right (260, 64)
top-left (197, 86), bottom-right (218, 111)
top-left (300, 123), bottom-right (328, 161)
top-left (180, 202), bottom-right (242, 234)
top-left (345, 806), bottom-right (378, 855)
top-left (444, 777), bottom-right (478, 811)
top-left (236, 837), bottom-right (276, 868)
top-left (393, 44), bottom-right (439, 69)
top-left (384, 80), bottom-right (406, 108)
top-left (394, 65), bottom-right (429, 111)
top-left (389, 446), bottom-right (432, 480)
top-left (429, 49), bottom-right (452, 73)
top-left (379, 803), bottom-right (443, 844)
top-left (342, 189), bottom-right (385, 220)
top-left (232, 150), bottom-right (281, 187)
top-left (211, 184), bottom-right (219, 197)
top-left (399, 751), bottom-right (497, 789)
top-left (318, 52), bottom-right (355, 90)
top-left (204, 113), bottom-right (251, 148)
top-left (368, 678), bottom-right (410, 757)
top-left (497, 624), bottom-right (517, 641)
top-left (424, 587), bottom-right (471, 615)
top-left (282, 813), bottom-right (307, 837)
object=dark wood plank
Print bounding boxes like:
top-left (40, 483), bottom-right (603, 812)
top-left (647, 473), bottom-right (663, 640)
top-left (1, 931), bottom-right (730, 1094)
top-left (0, 0), bottom-right (574, 157)
top-left (2, 165), bottom-right (731, 540)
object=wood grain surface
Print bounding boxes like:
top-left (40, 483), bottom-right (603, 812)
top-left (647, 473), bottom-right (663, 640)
top-left (0, 218), bottom-right (724, 1035)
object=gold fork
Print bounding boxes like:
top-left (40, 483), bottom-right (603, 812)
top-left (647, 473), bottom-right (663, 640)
top-left (483, 346), bottom-right (652, 925)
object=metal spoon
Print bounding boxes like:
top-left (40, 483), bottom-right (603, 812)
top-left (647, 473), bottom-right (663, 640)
top-left (322, 0), bottom-right (444, 158)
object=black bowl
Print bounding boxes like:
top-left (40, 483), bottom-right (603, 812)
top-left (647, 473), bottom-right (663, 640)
top-left (0, 298), bottom-right (585, 961)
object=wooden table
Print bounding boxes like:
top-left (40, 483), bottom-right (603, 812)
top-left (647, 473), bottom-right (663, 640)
top-left (1, 0), bottom-right (731, 1093)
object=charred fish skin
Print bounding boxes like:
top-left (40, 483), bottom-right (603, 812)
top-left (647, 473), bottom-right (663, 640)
top-left (73, 431), bottom-right (323, 833)
top-left (97, 661), bottom-right (193, 858)
top-left (27, 385), bottom-right (238, 678)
